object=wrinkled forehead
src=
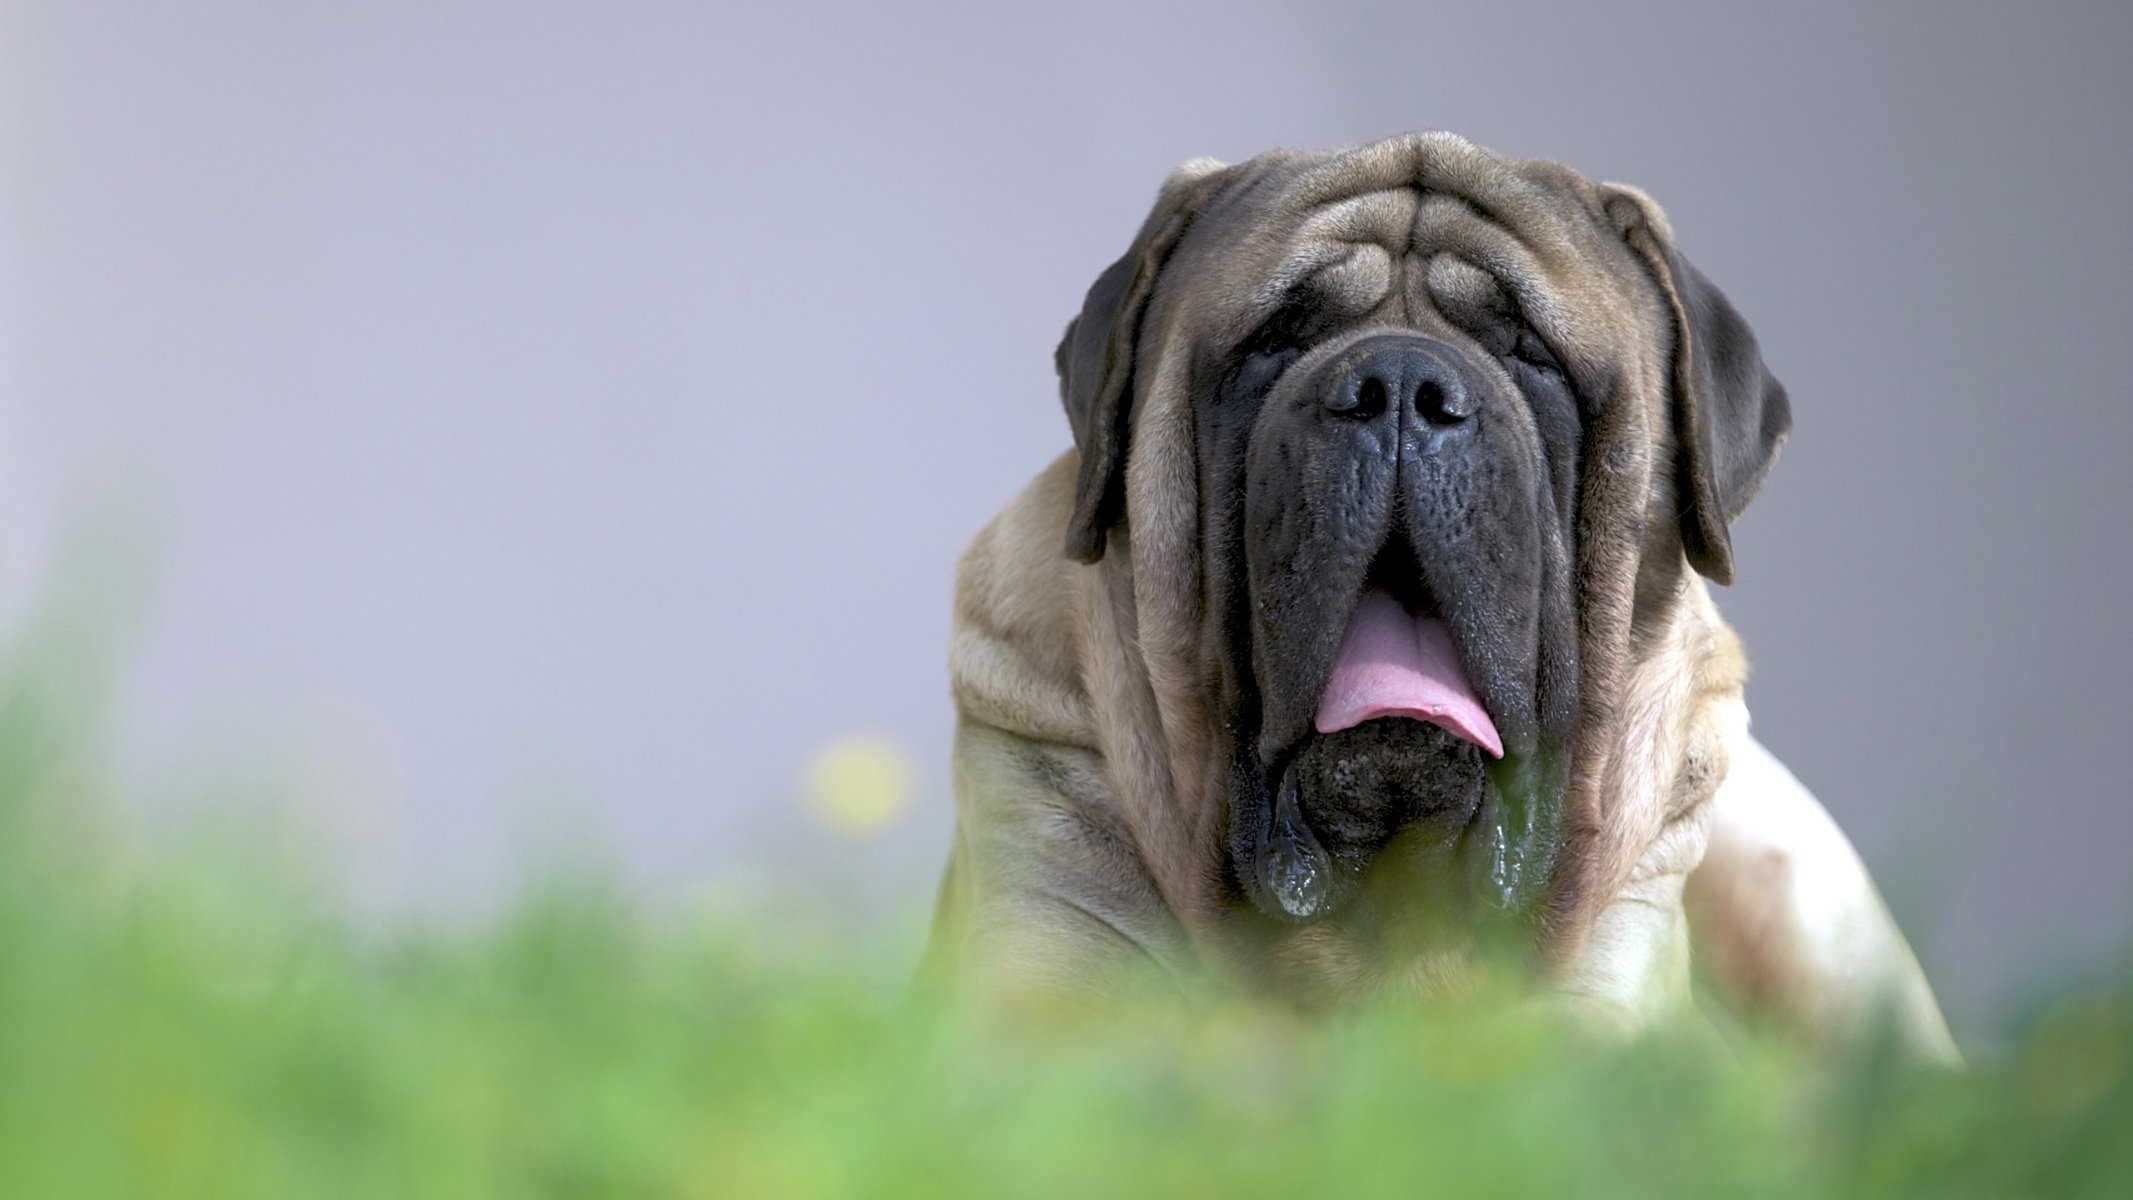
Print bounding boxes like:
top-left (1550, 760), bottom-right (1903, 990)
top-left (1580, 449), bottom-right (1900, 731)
top-left (1165, 132), bottom-right (1656, 374)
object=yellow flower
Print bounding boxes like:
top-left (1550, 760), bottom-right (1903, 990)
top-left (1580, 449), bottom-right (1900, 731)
top-left (803, 734), bottom-right (915, 837)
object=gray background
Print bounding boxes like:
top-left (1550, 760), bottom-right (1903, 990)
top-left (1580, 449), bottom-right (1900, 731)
top-left (4, 0), bottom-right (2128, 1032)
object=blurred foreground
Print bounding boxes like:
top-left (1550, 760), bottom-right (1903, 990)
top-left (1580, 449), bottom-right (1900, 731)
top-left (0, 575), bottom-right (2128, 1197)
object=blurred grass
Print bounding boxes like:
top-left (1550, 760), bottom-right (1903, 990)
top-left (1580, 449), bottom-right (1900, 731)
top-left (0, 561), bottom-right (2128, 1198)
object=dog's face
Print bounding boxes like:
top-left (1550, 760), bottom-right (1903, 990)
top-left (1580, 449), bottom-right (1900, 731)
top-left (1057, 134), bottom-right (1788, 969)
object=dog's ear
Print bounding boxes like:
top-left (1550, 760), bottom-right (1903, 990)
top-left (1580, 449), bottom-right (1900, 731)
top-left (1060, 158), bottom-right (1229, 563)
top-left (1605, 186), bottom-right (1792, 586)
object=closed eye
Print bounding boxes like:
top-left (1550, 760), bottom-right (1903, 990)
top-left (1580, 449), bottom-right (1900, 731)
top-left (1232, 344), bottom-right (1301, 399)
top-left (1508, 326), bottom-right (1564, 376)
top-left (1225, 301), bottom-right (1318, 401)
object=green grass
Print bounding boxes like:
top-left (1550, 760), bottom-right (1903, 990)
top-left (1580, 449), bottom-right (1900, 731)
top-left (0, 567), bottom-right (2128, 1198)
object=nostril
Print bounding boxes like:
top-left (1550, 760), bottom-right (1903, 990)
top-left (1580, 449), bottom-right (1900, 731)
top-left (1414, 380), bottom-right (1469, 424)
top-left (1346, 377), bottom-right (1388, 420)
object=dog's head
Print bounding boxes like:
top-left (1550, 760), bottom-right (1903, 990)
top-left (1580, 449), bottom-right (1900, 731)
top-left (1056, 133), bottom-right (1787, 973)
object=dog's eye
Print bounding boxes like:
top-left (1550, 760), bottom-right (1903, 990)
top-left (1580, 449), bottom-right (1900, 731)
top-left (1508, 327), bottom-right (1564, 376)
top-left (1226, 304), bottom-right (1314, 401)
top-left (1507, 327), bottom-right (1583, 450)
top-left (1232, 344), bottom-right (1302, 398)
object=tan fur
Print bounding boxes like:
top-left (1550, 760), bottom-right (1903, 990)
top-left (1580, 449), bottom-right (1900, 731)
top-left (929, 133), bottom-right (1955, 1059)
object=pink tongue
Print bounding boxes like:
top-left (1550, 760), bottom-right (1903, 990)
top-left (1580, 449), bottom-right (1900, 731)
top-left (1314, 586), bottom-right (1503, 758)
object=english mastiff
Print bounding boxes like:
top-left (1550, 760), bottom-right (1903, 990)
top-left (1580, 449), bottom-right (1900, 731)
top-left (929, 131), bottom-right (1955, 1059)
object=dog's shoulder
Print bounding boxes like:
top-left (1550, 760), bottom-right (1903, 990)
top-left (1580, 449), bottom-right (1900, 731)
top-left (1686, 735), bottom-right (1962, 1063)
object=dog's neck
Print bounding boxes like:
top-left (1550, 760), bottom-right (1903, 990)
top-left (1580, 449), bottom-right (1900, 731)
top-left (1548, 573), bottom-right (1749, 1020)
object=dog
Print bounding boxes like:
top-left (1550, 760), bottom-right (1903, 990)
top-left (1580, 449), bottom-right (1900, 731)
top-left (927, 131), bottom-right (1956, 1061)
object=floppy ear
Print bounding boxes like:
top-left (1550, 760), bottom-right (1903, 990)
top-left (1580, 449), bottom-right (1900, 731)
top-left (1059, 158), bottom-right (1228, 563)
top-left (1606, 188), bottom-right (1792, 586)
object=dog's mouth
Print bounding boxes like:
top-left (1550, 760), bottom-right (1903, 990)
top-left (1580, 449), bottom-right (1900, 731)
top-left (1227, 336), bottom-right (1580, 936)
top-left (1313, 540), bottom-right (1503, 759)
top-left (1241, 535), bottom-right (1562, 930)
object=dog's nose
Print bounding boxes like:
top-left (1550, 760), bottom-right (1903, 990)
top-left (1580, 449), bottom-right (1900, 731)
top-left (1324, 338), bottom-right (1474, 425)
